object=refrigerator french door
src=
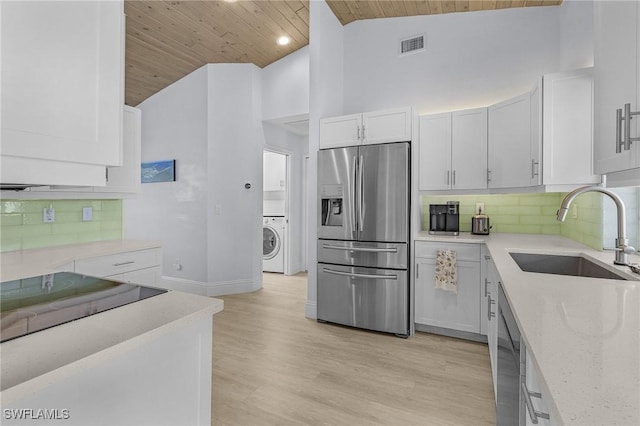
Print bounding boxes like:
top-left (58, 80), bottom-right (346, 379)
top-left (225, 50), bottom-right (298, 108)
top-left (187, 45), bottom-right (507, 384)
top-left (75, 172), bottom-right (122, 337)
top-left (317, 142), bottom-right (410, 336)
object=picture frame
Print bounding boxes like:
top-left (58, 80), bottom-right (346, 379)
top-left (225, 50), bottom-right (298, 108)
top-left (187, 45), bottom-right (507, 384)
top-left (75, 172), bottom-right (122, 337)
top-left (141, 160), bottom-right (176, 183)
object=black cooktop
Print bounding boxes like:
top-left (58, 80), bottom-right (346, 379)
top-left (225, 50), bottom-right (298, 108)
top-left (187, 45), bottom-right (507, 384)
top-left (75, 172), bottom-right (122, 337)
top-left (0, 272), bottom-right (167, 343)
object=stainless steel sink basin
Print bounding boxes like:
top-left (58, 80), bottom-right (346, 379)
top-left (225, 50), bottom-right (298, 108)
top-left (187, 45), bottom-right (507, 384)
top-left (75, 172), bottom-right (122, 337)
top-left (509, 252), bottom-right (628, 280)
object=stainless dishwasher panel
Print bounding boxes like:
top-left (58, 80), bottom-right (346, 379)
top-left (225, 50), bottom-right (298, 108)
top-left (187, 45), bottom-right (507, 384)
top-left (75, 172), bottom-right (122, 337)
top-left (496, 282), bottom-right (523, 426)
top-left (317, 263), bottom-right (408, 336)
top-left (317, 240), bottom-right (408, 270)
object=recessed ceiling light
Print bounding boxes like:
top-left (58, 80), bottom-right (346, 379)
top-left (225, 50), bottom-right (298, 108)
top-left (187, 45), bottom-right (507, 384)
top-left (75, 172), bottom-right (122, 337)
top-left (277, 36), bottom-right (290, 46)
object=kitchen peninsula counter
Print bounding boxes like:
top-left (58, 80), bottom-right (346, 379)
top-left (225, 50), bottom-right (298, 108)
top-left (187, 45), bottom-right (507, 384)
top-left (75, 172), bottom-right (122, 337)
top-left (0, 241), bottom-right (223, 426)
top-left (415, 232), bottom-right (640, 425)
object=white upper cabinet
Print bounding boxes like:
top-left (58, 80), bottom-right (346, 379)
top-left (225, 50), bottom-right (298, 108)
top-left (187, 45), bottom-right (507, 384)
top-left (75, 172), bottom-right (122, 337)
top-left (95, 106), bottom-right (142, 194)
top-left (418, 108), bottom-right (487, 191)
top-left (540, 68), bottom-right (600, 187)
top-left (319, 107), bottom-right (412, 148)
top-left (593, 1), bottom-right (640, 176)
top-left (452, 108), bottom-right (488, 190)
top-left (1, 0), bottom-right (124, 186)
top-left (488, 92), bottom-right (532, 189)
top-left (418, 113), bottom-right (452, 190)
top-left (318, 113), bottom-right (362, 149)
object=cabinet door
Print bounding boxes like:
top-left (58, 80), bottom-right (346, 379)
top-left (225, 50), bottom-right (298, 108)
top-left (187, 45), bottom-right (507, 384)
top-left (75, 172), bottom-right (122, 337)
top-left (593, 1), bottom-right (639, 174)
top-left (96, 106), bottom-right (142, 194)
top-left (1, 1), bottom-right (124, 174)
top-left (488, 92), bottom-right (532, 189)
top-left (451, 108), bottom-right (488, 190)
top-left (530, 79), bottom-right (543, 186)
top-left (543, 68), bottom-right (600, 186)
top-left (319, 114), bottom-right (362, 148)
top-left (362, 107), bottom-right (412, 145)
top-left (487, 259), bottom-right (499, 400)
top-left (418, 113), bottom-right (452, 190)
top-left (414, 258), bottom-right (481, 333)
top-left (524, 348), bottom-right (553, 426)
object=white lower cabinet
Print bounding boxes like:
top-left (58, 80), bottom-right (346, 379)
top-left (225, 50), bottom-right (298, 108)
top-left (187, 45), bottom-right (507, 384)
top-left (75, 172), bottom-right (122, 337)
top-left (74, 248), bottom-right (161, 287)
top-left (481, 247), bottom-right (499, 400)
top-left (414, 241), bottom-right (481, 334)
top-left (523, 346), bottom-right (554, 426)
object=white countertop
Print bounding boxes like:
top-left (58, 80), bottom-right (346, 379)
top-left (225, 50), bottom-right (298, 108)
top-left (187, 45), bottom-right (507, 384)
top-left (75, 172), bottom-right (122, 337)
top-left (0, 240), bottom-right (163, 282)
top-left (417, 232), bottom-right (640, 425)
top-left (0, 241), bottom-right (224, 402)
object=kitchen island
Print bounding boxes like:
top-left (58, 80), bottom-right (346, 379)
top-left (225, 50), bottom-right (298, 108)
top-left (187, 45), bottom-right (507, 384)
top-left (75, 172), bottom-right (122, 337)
top-left (416, 232), bottom-right (640, 425)
top-left (0, 242), bottom-right (223, 426)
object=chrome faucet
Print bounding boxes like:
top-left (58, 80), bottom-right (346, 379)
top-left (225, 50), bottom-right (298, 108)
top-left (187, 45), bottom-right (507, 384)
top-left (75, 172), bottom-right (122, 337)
top-left (557, 186), bottom-right (636, 265)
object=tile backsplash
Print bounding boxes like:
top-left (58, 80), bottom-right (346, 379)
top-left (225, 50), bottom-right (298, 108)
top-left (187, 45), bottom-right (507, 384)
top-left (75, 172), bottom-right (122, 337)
top-left (421, 193), bottom-right (603, 250)
top-left (0, 200), bottom-right (123, 252)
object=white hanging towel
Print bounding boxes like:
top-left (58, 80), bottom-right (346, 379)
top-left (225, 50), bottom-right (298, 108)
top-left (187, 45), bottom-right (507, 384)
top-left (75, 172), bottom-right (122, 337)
top-left (435, 249), bottom-right (458, 293)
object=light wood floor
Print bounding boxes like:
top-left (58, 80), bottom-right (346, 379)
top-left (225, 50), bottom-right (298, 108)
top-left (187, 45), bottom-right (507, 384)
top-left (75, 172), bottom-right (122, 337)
top-left (212, 273), bottom-right (496, 425)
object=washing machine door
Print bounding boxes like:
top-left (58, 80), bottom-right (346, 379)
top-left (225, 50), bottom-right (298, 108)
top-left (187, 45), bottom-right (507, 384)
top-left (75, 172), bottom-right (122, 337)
top-left (263, 226), bottom-right (281, 260)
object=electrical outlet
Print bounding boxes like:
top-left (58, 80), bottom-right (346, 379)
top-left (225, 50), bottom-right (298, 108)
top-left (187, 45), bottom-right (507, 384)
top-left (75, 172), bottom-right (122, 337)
top-left (82, 207), bottom-right (93, 221)
top-left (43, 207), bottom-right (55, 223)
top-left (475, 203), bottom-right (485, 214)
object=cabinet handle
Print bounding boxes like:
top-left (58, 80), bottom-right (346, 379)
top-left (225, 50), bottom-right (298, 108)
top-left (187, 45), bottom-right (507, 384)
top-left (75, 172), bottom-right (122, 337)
top-left (484, 255), bottom-right (491, 260)
top-left (452, 170), bottom-right (456, 186)
top-left (416, 264), bottom-right (419, 280)
top-left (357, 125), bottom-right (361, 141)
top-left (616, 108), bottom-right (624, 153)
top-left (624, 103), bottom-right (640, 151)
top-left (531, 159), bottom-right (539, 178)
top-left (362, 125), bottom-right (366, 141)
top-left (484, 277), bottom-right (489, 297)
top-left (521, 382), bottom-right (550, 424)
top-left (487, 169), bottom-right (492, 183)
top-left (487, 295), bottom-right (496, 320)
top-left (113, 261), bottom-right (135, 267)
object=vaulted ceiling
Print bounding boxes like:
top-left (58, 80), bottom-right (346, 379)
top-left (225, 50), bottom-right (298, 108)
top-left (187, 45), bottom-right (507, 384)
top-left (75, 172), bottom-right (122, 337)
top-left (125, 0), bottom-right (563, 106)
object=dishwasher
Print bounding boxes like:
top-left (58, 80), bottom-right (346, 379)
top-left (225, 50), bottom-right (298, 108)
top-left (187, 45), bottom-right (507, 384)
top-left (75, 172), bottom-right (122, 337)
top-left (496, 282), bottom-right (523, 425)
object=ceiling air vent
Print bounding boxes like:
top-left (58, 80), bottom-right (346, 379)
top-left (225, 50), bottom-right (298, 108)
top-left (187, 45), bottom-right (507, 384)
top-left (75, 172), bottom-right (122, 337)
top-left (400, 35), bottom-right (425, 55)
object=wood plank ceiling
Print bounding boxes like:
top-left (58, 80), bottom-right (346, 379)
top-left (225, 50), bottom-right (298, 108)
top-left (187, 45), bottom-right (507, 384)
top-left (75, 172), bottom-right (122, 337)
top-left (125, 0), bottom-right (562, 106)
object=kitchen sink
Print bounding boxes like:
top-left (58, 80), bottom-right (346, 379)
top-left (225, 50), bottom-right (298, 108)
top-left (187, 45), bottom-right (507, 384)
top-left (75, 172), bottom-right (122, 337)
top-left (509, 252), bottom-right (628, 280)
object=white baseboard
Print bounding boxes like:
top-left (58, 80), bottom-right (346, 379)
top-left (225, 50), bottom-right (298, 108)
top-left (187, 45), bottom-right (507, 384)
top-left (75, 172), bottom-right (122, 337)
top-left (158, 275), bottom-right (262, 297)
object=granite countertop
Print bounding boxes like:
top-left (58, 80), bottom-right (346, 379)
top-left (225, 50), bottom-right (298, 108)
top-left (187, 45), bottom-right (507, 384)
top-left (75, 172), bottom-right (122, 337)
top-left (416, 232), bottom-right (640, 425)
top-left (0, 241), bottom-right (224, 402)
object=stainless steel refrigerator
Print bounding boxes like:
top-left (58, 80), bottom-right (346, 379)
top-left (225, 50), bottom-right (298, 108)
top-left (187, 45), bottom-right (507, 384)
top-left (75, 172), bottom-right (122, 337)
top-left (317, 141), bottom-right (410, 337)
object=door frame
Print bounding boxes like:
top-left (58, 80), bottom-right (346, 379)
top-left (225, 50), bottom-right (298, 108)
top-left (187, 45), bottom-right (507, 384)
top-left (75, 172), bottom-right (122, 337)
top-left (263, 147), bottom-right (293, 275)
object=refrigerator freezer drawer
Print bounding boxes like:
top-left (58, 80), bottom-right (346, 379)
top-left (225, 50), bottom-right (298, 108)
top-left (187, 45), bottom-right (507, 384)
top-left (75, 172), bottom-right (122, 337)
top-left (317, 263), bottom-right (408, 336)
top-left (317, 240), bottom-right (408, 270)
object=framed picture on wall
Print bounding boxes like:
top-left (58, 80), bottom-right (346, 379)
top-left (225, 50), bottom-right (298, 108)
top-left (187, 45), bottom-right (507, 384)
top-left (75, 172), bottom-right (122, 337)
top-left (141, 160), bottom-right (176, 183)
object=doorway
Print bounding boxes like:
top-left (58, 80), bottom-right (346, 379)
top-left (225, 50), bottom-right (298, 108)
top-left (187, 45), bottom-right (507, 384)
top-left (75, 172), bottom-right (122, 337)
top-left (263, 149), bottom-right (290, 274)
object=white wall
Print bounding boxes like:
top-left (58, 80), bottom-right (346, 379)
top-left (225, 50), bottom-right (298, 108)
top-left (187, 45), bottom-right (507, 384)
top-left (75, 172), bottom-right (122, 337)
top-left (307, 0), bottom-right (345, 318)
top-left (342, 1), bottom-right (593, 115)
top-left (207, 64), bottom-right (264, 291)
top-left (262, 46), bottom-right (310, 120)
top-left (124, 66), bottom-right (210, 283)
top-left (125, 63), bottom-right (265, 296)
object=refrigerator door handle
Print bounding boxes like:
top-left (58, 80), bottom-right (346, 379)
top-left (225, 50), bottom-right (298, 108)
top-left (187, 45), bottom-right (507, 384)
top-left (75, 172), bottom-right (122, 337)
top-left (358, 154), bottom-right (365, 231)
top-left (321, 244), bottom-right (398, 253)
top-left (352, 155), bottom-right (358, 235)
top-left (322, 268), bottom-right (398, 281)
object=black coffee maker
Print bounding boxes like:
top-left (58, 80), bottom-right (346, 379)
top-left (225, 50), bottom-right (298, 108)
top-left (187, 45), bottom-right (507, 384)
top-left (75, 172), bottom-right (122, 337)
top-left (428, 201), bottom-right (460, 236)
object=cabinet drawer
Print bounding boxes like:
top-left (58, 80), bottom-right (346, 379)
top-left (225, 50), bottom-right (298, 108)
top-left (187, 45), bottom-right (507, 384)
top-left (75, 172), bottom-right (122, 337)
top-left (414, 241), bottom-right (480, 262)
top-left (75, 249), bottom-right (161, 278)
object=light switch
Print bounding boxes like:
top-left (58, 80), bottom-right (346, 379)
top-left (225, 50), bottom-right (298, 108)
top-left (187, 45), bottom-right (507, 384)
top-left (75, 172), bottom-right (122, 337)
top-left (82, 207), bottom-right (93, 221)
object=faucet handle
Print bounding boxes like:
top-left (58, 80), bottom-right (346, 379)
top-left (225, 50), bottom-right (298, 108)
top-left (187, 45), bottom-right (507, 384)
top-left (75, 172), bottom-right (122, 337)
top-left (621, 246), bottom-right (637, 255)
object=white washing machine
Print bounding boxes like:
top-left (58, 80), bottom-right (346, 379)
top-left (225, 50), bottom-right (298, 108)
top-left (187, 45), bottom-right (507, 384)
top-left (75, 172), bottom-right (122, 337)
top-left (263, 216), bottom-right (286, 273)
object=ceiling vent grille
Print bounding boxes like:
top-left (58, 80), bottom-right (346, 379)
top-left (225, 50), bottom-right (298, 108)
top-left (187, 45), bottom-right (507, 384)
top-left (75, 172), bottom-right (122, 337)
top-left (400, 35), bottom-right (425, 55)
